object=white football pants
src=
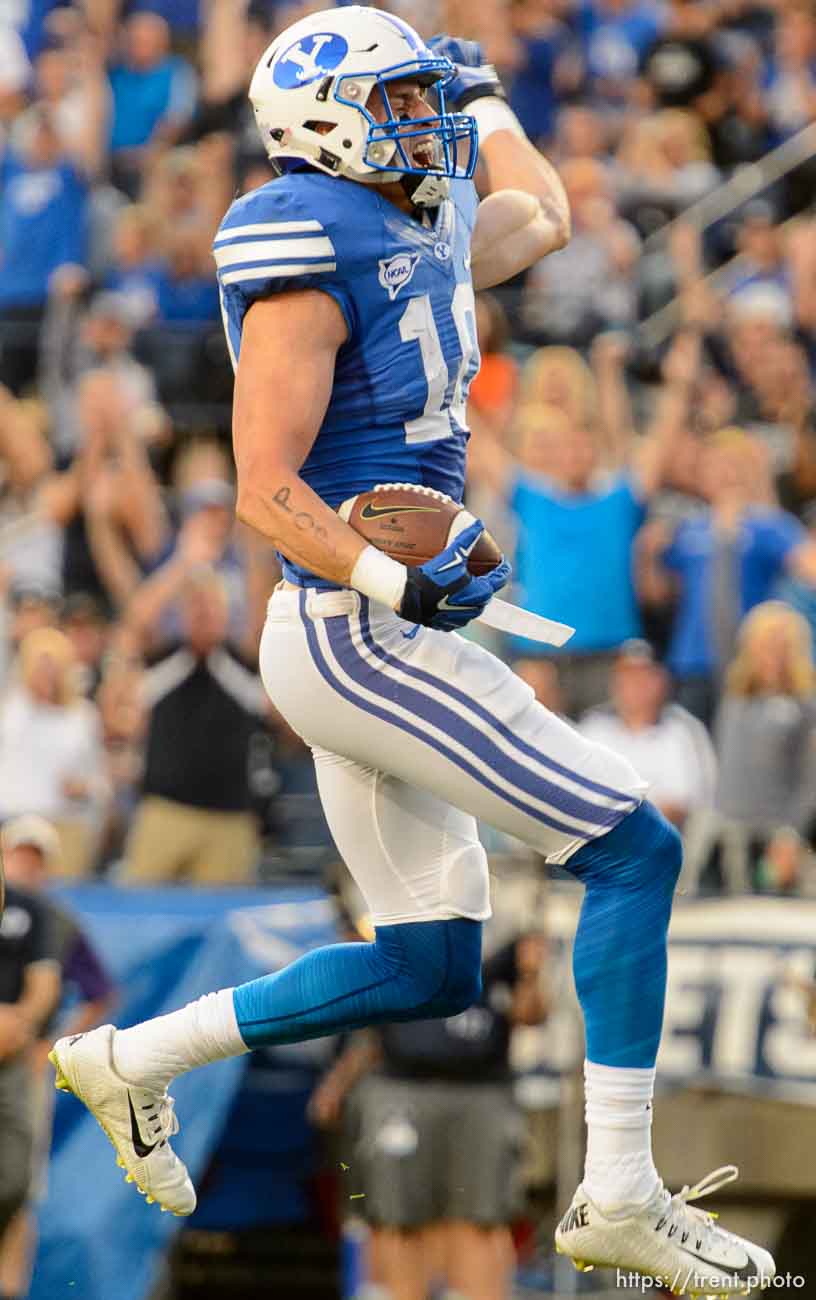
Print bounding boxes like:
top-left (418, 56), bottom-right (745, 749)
top-left (259, 587), bottom-right (647, 926)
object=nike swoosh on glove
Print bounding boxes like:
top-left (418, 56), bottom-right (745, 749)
top-left (398, 518), bottom-right (511, 632)
top-left (428, 34), bottom-right (505, 109)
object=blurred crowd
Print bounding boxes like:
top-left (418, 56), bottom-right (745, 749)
top-left (1, 0), bottom-right (816, 897)
top-left (1, 4), bottom-right (815, 1298)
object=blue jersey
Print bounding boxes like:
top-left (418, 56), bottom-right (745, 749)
top-left (214, 171), bottom-right (480, 584)
top-left (0, 149), bottom-right (88, 308)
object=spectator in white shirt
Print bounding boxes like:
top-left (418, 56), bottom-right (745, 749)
top-left (578, 639), bottom-right (717, 830)
top-left (0, 627), bottom-right (108, 875)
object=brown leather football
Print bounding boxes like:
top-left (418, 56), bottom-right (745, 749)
top-left (338, 482), bottom-right (502, 575)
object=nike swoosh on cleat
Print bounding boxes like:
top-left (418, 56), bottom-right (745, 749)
top-left (673, 1246), bottom-right (755, 1283)
top-left (360, 502), bottom-right (440, 520)
top-left (128, 1093), bottom-right (160, 1158)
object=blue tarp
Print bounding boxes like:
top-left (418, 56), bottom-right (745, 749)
top-left (32, 884), bottom-right (338, 1300)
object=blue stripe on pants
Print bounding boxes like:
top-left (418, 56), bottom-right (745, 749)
top-left (322, 607), bottom-right (633, 836)
top-left (301, 599), bottom-right (597, 836)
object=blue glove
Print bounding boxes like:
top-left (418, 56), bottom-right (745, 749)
top-left (428, 34), bottom-right (505, 110)
top-left (398, 518), bottom-right (511, 632)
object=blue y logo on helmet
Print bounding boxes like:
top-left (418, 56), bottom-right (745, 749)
top-left (273, 33), bottom-right (349, 89)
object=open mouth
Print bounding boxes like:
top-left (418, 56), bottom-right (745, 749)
top-left (411, 138), bottom-right (438, 168)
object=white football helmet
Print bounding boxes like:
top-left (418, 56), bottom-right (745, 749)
top-left (249, 5), bottom-right (478, 207)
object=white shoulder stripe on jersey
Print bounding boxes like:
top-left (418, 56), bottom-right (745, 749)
top-left (213, 236), bottom-right (335, 270)
top-left (220, 261), bottom-right (336, 286)
top-left (214, 220), bottom-right (324, 243)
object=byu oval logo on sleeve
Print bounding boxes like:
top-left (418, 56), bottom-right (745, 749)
top-left (273, 33), bottom-right (349, 89)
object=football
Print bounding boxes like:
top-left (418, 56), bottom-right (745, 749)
top-left (338, 482), bottom-right (503, 575)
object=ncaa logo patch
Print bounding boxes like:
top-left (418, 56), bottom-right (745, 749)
top-left (434, 241), bottom-right (451, 262)
top-left (378, 251), bottom-right (420, 301)
top-left (273, 33), bottom-right (348, 89)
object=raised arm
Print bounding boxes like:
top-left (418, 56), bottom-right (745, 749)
top-left (633, 330), bottom-right (702, 497)
top-left (589, 329), bottom-right (696, 494)
top-left (427, 37), bottom-right (570, 290)
top-left (125, 514), bottom-right (228, 651)
top-left (70, 30), bottom-right (110, 180)
top-left (471, 121), bottom-right (571, 289)
top-left (591, 333), bottom-right (636, 472)
top-left (85, 480), bottom-right (145, 611)
top-left (200, 0), bottom-right (252, 105)
top-left (635, 518), bottom-right (677, 610)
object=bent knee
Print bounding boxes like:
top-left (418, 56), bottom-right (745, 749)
top-left (376, 918), bottom-right (483, 1018)
top-left (411, 923), bottom-right (482, 1018)
top-left (427, 917), bottom-right (482, 1015)
top-left (433, 962), bottom-right (482, 1018)
top-left (568, 798), bottom-right (683, 895)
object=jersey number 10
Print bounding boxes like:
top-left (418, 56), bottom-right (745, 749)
top-left (398, 282), bottom-right (478, 445)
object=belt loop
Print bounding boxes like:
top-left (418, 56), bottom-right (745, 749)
top-left (305, 588), bottom-right (360, 619)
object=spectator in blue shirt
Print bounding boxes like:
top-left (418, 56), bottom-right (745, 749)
top-left (103, 203), bottom-right (163, 329)
top-left (138, 220), bottom-right (219, 407)
top-left (0, 105), bottom-right (89, 394)
top-left (153, 223), bottom-right (219, 326)
top-left (108, 12), bottom-right (197, 196)
top-left (638, 429), bottom-right (816, 725)
top-left (508, 0), bottom-right (577, 145)
top-left (467, 335), bottom-right (683, 716)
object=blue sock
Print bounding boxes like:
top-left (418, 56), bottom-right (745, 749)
top-left (232, 917), bottom-right (482, 1048)
top-left (566, 800), bottom-right (682, 1068)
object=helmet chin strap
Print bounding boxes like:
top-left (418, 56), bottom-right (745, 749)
top-left (401, 171), bottom-right (450, 208)
top-left (348, 157), bottom-right (450, 207)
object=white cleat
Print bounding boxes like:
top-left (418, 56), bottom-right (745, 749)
top-left (555, 1166), bottom-right (775, 1297)
top-left (49, 1025), bottom-right (196, 1217)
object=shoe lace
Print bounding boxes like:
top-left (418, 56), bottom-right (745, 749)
top-left (140, 1093), bottom-right (180, 1146)
top-left (666, 1165), bottom-right (739, 1246)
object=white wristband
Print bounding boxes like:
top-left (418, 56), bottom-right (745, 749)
top-left (350, 544), bottom-right (407, 611)
top-left (469, 96), bottom-right (525, 144)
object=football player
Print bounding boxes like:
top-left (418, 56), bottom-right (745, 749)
top-left (51, 9), bottom-right (774, 1293)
